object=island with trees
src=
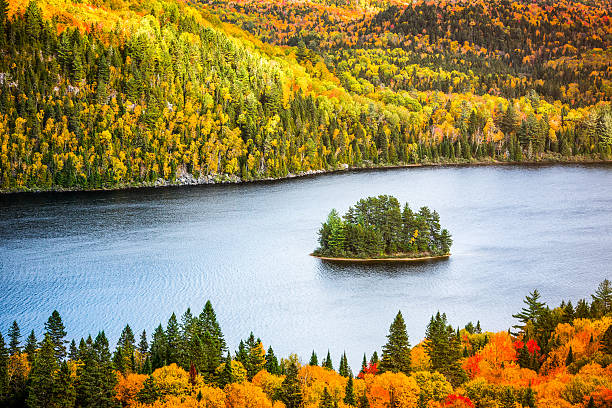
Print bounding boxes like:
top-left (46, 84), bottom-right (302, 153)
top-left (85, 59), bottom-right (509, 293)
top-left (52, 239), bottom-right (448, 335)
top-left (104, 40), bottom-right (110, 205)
top-left (312, 195), bottom-right (452, 261)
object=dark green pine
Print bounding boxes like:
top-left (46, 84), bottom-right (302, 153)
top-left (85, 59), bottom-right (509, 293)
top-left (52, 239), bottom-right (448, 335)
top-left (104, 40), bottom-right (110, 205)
top-left (26, 334), bottom-right (60, 408)
top-left (309, 350), bottom-right (318, 366)
top-left (150, 324), bottom-right (167, 370)
top-left (166, 313), bottom-right (181, 365)
top-left (69, 339), bottom-right (78, 361)
top-left (24, 331), bottom-right (37, 364)
top-left (265, 346), bottom-right (279, 375)
top-left (319, 387), bottom-right (334, 408)
top-left (218, 352), bottom-right (233, 387)
top-left (8, 321), bottom-right (21, 355)
top-left (370, 351), bottom-right (379, 365)
top-left (44, 310), bottom-right (67, 361)
top-left (344, 374), bottom-right (355, 406)
top-left (280, 360), bottom-right (303, 408)
top-left (323, 350), bottom-right (333, 370)
top-left (339, 352), bottom-right (349, 377)
top-left (565, 346), bottom-right (574, 366)
top-left (136, 375), bottom-right (159, 404)
top-left (379, 311), bottom-right (411, 374)
top-left (358, 392), bottom-right (370, 408)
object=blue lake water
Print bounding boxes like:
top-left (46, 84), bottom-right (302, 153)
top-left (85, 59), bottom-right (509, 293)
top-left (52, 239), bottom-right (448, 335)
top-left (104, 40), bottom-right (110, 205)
top-left (1, 164), bottom-right (611, 370)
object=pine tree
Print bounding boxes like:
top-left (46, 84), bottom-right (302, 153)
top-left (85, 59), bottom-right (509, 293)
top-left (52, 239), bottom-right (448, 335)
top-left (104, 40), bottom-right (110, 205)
top-left (51, 361), bottom-right (76, 407)
top-left (310, 351), bottom-right (318, 366)
top-left (370, 351), bottom-right (379, 365)
top-left (150, 325), bottom-right (167, 370)
top-left (379, 311), bottom-right (411, 374)
top-left (24, 330), bottom-right (37, 365)
top-left (280, 359), bottom-right (302, 408)
top-left (344, 374), bottom-right (355, 406)
top-left (425, 312), bottom-right (466, 386)
top-left (319, 387), bottom-right (334, 408)
top-left (512, 290), bottom-right (546, 333)
top-left (218, 352), bottom-right (234, 388)
top-left (323, 350), bottom-right (333, 370)
top-left (339, 352), bottom-right (349, 377)
top-left (166, 313), bottom-right (181, 365)
top-left (69, 340), bottom-right (78, 361)
top-left (137, 375), bottom-right (159, 404)
top-left (198, 301), bottom-right (226, 379)
top-left (265, 346), bottom-right (279, 375)
top-left (44, 310), bottom-right (67, 361)
top-left (8, 321), bottom-right (21, 355)
top-left (115, 324), bottom-right (135, 373)
top-left (592, 279), bottom-right (612, 316)
top-left (26, 334), bottom-right (60, 408)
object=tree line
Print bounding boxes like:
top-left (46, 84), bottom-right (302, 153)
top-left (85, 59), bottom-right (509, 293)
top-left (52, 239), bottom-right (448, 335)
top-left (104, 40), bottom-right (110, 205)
top-left (1, 279), bottom-right (610, 407)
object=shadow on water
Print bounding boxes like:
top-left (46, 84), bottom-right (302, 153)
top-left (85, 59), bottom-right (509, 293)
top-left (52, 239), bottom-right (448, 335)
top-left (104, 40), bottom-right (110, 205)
top-left (315, 257), bottom-right (451, 279)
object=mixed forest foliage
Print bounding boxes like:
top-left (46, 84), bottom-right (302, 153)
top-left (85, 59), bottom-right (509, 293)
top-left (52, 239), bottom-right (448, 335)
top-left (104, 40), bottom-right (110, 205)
top-left (314, 195), bottom-right (452, 258)
top-left (1, 280), bottom-right (612, 407)
top-left (0, 0), bottom-right (611, 191)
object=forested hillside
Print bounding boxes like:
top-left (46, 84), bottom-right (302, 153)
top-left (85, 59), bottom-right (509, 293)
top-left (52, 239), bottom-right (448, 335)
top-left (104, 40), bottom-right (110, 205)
top-left (1, 280), bottom-right (611, 407)
top-left (0, 0), bottom-right (610, 192)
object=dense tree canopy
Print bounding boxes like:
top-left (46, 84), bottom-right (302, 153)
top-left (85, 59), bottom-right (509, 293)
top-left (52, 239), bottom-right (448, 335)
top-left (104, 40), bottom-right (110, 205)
top-left (315, 195), bottom-right (452, 258)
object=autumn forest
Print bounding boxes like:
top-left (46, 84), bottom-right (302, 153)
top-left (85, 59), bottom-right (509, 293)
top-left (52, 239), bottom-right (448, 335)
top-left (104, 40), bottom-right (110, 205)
top-left (1, 281), bottom-right (612, 408)
top-left (0, 0), bottom-right (610, 191)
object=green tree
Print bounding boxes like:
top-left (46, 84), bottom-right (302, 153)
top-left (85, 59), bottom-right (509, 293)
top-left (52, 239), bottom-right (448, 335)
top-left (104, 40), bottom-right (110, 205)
top-left (44, 310), bottom-right (67, 361)
top-left (265, 346), bottom-right (280, 375)
top-left (379, 311), bottom-right (411, 374)
top-left (319, 387), bottom-right (334, 408)
top-left (425, 312), bottom-right (466, 386)
top-left (150, 325), bottom-right (167, 370)
top-left (322, 350), bottom-right (333, 370)
top-left (592, 279), bottom-right (612, 316)
top-left (280, 359), bottom-right (303, 408)
top-left (24, 331), bottom-right (37, 365)
top-left (8, 321), bottom-right (21, 355)
top-left (512, 290), bottom-right (546, 334)
top-left (344, 374), bottom-right (355, 406)
top-left (218, 352), bottom-right (234, 388)
top-left (0, 332), bottom-right (7, 399)
top-left (309, 351), bottom-right (319, 366)
top-left (26, 334), bottom-right (62, 408)
top-left (338, 352), bottom-right (349, 377)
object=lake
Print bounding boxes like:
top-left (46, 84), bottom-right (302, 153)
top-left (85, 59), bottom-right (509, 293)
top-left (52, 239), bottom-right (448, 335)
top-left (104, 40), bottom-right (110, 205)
top-left (1, 164), bottom-right (611, 371)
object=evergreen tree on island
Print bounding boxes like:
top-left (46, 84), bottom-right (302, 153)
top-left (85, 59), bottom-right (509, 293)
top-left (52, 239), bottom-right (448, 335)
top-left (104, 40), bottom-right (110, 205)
top-left (315, 195), bottom-right (452, 259)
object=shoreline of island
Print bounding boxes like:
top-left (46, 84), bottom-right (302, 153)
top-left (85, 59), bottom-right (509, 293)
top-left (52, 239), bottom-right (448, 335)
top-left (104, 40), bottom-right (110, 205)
top-left (310, 253), bottom-right (451, 262)
top-left (1, 157), bottom-right (610, 195)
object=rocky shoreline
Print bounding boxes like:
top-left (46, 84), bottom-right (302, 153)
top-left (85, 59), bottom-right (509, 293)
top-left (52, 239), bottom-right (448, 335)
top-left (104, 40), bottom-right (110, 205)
top-left (1, 158), bottom-right (610, 194)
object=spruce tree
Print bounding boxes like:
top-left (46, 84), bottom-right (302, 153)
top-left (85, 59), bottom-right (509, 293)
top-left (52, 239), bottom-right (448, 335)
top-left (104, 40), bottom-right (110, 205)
top-left (218, 352), bottom-right (234, 388)
top-left (379, 311), bottom-right (411, 374)
top-left (323, 350), bottom-right (333, 370)
top-left (150, 325), bottom-right (167, 370)
top-left (280, 360), bottom-right (302, 408)
top-left (115, 324), bottom-right (135, 373)
top-left (319, 387), bottom-right (334, 408)
top-left (339, 352), bottom-right (349, 377)
top-left (601, 324), bottom-right (612, 355)
top-left (136, 375), bottom-right (159, 404)
top-left (370, 351), bottom-right (379, 365)
top-left (309, 351), bottom-right (318, 366)
top-left (166, 313), bottom-right (180, 365)
top-left (344, 374), bottom-right (355, 406)
top-left (8, 321), bottom-right (21, 355)
top-left (51, 361), bottom-right (76, 407)
top-left (44, 310), bottom-right (67, 361)
top-left (425, 312), bottom-right (466, 386)
top-left (24, 330), bottom-right (37, 365)
top-left (69, 340), bottom-right (78, 361)
top-left (265, 346), bottom-right (279, 375)
top-left (26, 334), bottom-right (60, 408)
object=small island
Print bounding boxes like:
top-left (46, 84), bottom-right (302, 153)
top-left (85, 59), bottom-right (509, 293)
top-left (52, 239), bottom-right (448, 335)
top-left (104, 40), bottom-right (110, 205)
top-left (312, 195), bottom-right (452, 261)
